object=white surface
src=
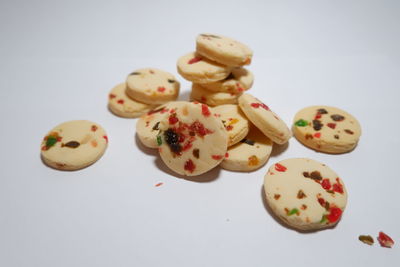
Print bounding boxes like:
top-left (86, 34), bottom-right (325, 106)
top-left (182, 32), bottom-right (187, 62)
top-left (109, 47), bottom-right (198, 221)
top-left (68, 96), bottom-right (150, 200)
top-left (1, 0), bottom-right (399, 266)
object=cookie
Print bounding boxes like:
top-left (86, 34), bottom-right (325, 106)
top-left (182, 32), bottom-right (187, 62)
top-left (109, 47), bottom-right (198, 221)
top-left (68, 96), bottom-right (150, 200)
top-left (108, 83), bottom-right (157, 118)
top-left (220, 126), bottom-right (273, 172)
top-left (264, 158), bottom-right (348, 231)
top-left (157, 102), bottom-right (228, 176)
top-left (40, 120), bottom-right (108, 170)
top-left (196, 33), bottom-right (253, 67)
top-left (126, 68), bottom-right (180, 105)
top-left (191, 83), bottom-right (241, 106)
top-left (238, 94), bottom-right (291, 144)
top-left (212, 104), bottom-right (249, 146)
top-left (292, 106), bottom-right (362, 153)
top-left (201, 68), bottom-right (253, 94)
top-left (177, 52), bottom-right (233, 83)
top-left (136, 101), bottom-right (187, 148)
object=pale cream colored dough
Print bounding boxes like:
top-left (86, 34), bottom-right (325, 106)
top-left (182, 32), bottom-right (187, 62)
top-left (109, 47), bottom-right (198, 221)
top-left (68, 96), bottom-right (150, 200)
top-left (126, 68), bottom-right (180, 105)
top-left (238, 94), bottom-right (291, 145)
top-left (196, 33), bottom-right (253, 67)
top-left (201, 67), bottom-right (254, 94)
top-left (108, 83), bottom-right (157, 118)
top-left (211, 104), bottom-right (249, 146)
top-left (157, 102), bottom-right (228, 176)
top-left (136, 101), bottom-right (188, 148)
top-left (221, 126), bottom-right (273, 172)
top-left (191, 83), bottom-right (242, 106)
top-left (41, 120), bottom-right (108, 170)
top-left (264, 158), bottom-right (348, 231)
top-left (292, 106), bottom-right (362, 153)
top-left (177, 52), bottom-right (233, 83)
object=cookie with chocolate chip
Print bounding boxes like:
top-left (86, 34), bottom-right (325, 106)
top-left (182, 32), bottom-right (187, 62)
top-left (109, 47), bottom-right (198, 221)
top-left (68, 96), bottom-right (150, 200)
top-left (293, 106), bottom-right (361, 153)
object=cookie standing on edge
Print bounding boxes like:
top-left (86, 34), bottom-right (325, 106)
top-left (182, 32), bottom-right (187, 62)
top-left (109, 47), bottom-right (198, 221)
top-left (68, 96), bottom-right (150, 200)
top-left (177, 52), bottom-right (233, 84)
top-left (157, 102), bottom-right (228, 176)
top-left (40, 120), bottom-right (108, 170)
top-left (196, 33), bottom-right (253, 67)
top-left (264, 158), bottom-right (348, 231)
top-left (221, 126), bottom-right (273, 172)
top-left (212, 104), bottom-right (249, 146)
top-left (126, 68), bottom-right (180, 105)
top-left (238, 94), bottom-right (291, 145)
top-left (201, 68), bottom-right (254, 94)
top-left (292, 106), bottom-right (362, 153)
top-left (136, 101), bottom-right (187, 148)
top-left (108, 83), bottom-right (157, 118)
top-left (191, 83), bottom-right (242, 106)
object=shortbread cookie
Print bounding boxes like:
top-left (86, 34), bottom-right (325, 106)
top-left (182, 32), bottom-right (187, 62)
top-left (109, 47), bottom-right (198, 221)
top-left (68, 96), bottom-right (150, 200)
top-left (292, 106), bottom-right (362, 153)
top-left (212, 104), bottom-right (249, 146)
top-left (136, 101), bottom-right (187, 148)
top-left (177, 52), bottom-right (233, 83)
top-left (108, 83), bottom-right (157, 118)
top-left (264, 158), bottom-right (347, 231)
top-left (191, 83), bottom-right (241, 106)
top-left (201, 68), bottom-right (253, 94)
top-left (196, 33), bottom-right (253, 67)
top-left (157, 102), bottom-right (228, 176)
top-left (238, 94), bottom-right (291, 144)
top-left (41, 120), bottom-right (108, 170)
top-left (221, 126), bottom-right (273, 172)
top-left (126, 68), bottom-right (180, 105)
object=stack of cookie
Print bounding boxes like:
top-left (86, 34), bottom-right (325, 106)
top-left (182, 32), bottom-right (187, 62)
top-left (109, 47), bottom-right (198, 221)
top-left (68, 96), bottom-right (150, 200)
top-left (177, 33), bottom-right (254, 106)
top-left (108, 68), bottom-right (180, 118)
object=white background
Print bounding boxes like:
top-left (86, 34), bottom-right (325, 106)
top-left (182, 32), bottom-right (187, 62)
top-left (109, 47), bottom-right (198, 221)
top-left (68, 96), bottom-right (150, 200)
top-left (1, 0), bottom-right (399, 266)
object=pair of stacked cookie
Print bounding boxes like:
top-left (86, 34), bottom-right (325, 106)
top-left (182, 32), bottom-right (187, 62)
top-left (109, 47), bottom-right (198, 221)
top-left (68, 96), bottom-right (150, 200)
top-left (108, 68), bottom-right (180, 118)
top-left (177, 34), bottom-right (254, 106)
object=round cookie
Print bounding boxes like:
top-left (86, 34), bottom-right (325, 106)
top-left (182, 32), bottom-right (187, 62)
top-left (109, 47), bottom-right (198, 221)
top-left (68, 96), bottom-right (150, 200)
top-left (196, 33), bottom-right (253, 67)
top-left (191, 83), bottom-right (242, 106)
top-left (108, 83), bottom-right (157, 118)
top-left (292, 106), bottom-right (362, 153)
top-left (177, 52), bottom-right (233, 83)
top-left (40, 120), bottom-right (108, 170)
top-left (136, 101), bottom-right (188, 148)
top-left (201, 68), bottom-right (253, 94)
top-left (264, 158), bottom-right (348, 231)
top-left (212, 104), bottom-right (249, 146)
top-left (157, 102), bottom-right (228, 176)
top-left (221, 126), bottom-right (273, 172)
top-left (126, 68), bottom-right (180, 105)
top-left (238, 94), bottom-right (291, 144)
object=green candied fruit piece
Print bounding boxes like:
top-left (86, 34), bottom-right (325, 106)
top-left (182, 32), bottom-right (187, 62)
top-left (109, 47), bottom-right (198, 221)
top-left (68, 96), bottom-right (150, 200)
top-left (156, 135), bottom-right (162, 146)
top-left (288, 208), bottom-right (299, 216)
top-left (295, 119), bottom-right (308, 127)
top-left (320, 214), bottom-right (327, 223)
top-left (46, 136), bottom-right (58, 148)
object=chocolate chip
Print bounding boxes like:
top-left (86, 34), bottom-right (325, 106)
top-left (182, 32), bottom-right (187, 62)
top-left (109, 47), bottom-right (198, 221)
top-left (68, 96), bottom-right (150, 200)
top-left (344, 129), bottom-right (354, 135)
top-left (312, 120), bottom-right (323, 131)
top-left (303, 171), bottom-right (310, 178)
top-left (317, 108), bottom-right (328, 114)
top-left (129, 72), bottom-right (140, 75)
top-left (200, 34), bottom-right (221, 38)
top-left (305, 134), bottom-right (313, 140)
top-left (274, 194), bottom-right (281, 200)
top-left (241, 139), bottom-right (255, 146)
top-left (331, 114), bottom-right (345, 121)
top-left (168, 79), bottom-right (175, 83)
top-left (334, 134), bottom-right (340, 139)
top-left (310, 171), bottom-right (322, 180)
top-left (193, 149), bottom-right (200, 159)
top-left (152, 122), bottom-right (160, 131)
top-left (297, 190), bottom-right (307, 199)
top-left (63, 141), bottom-right (80, 148)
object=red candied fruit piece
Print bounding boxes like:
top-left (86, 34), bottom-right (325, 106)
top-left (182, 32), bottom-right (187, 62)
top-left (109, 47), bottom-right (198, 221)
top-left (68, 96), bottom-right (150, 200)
top-left (260, 103), bottom-right (270, 111)
top-left (226, 125), bottom-right (233, 131)
top-left (327, 207), bottom-right (342, 223)
top-left (250, 103), bottom-right (260, 108)
top-left (314, 132), bottom-right (321, 138)
top-left (169, 116), bottom-right (179, 125)
top-left (182, 142), bottom-right (193, 151)
top-left (201, 104), bottom-right (211, 117)
top-left (188, 57), bottom-right (202, 64)
top-left (190, 121), bottom-right (212, 136)
top-left (103, 135), bottom-right (108, 143)
top-left (157, 87), bottom-right (166, 92)
top-left (332, 178), bottom-right (344, 194)
top-left (315, 113), bottom-right (322, 119)
top-left (184, 159), bottom-right (196, 173)
top-left (117, 99), bottom-right (124, 104)
top-left (212, 155), bottom-right (223, 160)
top-left (91, 125), bottom-right (98, 132)
top-left (327, 123), bottom-right (336, 129)
top-left (274, 163), bottom-right (287, 172)
top-left (378, 232), bottom-right (395, 248)
top-left (318, 198), bottom-right (325, 207)
top-left (321, 179), bottom-right (331, 190)
top-left (109, 94), bottom-right (116, 99)
top-left (225, 152), bottom-right (229, 158)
